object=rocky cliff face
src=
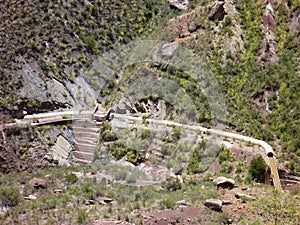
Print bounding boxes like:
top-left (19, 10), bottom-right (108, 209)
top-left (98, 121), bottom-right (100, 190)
top-left (259, 1), bottom-right (278, 65)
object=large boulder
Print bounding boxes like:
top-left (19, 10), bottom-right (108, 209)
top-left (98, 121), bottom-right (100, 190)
top-left (169, 0), bottom-right (189, 11)
top-left (213, 176), bottom-right (235, 189)
top-left (204, 198), bottom-right (222, 211)
top-left (29, 178), bottom-right (47, 189)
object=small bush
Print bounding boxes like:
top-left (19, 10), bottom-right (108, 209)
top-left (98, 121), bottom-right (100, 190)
top-left (82, 35), bottom-right (96, 52)
top-left (159, 196), bottom-right (176, 209)
top-left (162, 178), bottom-right (182, 191)
top-left (77, 208), bottom-right (88, 224)
top-left (140, 129), bottom-right (151, 139)
top-left (219, 147), bottom-right (235, 163)
top-left (102, 130), bottom-right (118, 142)
top-left (0, 186), bottom-right (20, 207)
top-left (248, 156), bottom-right (267, 182)
top-left (64, 173), bottom-right (78, 184)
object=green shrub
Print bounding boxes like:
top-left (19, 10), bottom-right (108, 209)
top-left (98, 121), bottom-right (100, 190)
top-left (162, 178), bottom-right (182, 191)
top-left (140, 129), bottom-right (151, 139)
top-left (102, 130), bottom-right (118, 142)
top-left (252, 192), bottom-right (300, 225)
top-left (126, 149), bottom-right (140, 164)
top-left (0, 186), bottom-right (20, 207)
top-left (64, 173), bottom-right (78, 184)
top-left (81, 179), bottom-right (96, 200)
top-left (187, 141), bottom-right (207, 174)
top-left (108, 141), bottom-right (128, 160)
top-left (172, 127), bottom-right (182, 140)
top-left (76, 208), bottom-right (88, 224)
top-left (219, 147), bottom-right (235, 163)
top-left (62, 114), bottom-right (70, 119)
top-left (159, 196), bottom-right (176, 209)
top-left (82, 35), bottom-right (96, 52)
top-left (221, 161), bottom-right (233, 174)
top-left (235, 162), bottom-right (246, 174)
top-left (248, 156), bottom-right (267, 182)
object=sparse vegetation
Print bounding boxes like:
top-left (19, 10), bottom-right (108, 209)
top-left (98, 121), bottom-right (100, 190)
top-left (0, 0), bottom-right (300, 224)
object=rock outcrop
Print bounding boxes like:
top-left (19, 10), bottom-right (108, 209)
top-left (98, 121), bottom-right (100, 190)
top-left (213, 176), bottom-right (235, 189)
top-left (259, 1), bottom-right (278, 65)
top-left (29, 178), bottom-right (47, 189)
top-left (209, 1), bottom-right (225, 21)
top-left (51, 135), bottom-right (73, 166)
top-left (169, 0), bottom-right (189, 11)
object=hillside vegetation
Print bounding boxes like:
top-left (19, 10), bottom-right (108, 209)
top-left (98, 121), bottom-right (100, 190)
top-left (0, 0), bottom-right (300, 224)
top-left (0, 1), bottom-right (299, 171)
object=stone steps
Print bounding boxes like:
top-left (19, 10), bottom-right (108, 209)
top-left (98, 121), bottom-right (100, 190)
top-left (74, 131), bottom-right (99, 139)
top-left (76, 143), bottom-right (97, 153)
top-left (72, 126), bottom-right (100, 133)
top-left (76, 138), bottom-right (98, 145)
top-left (75, 158), bottom-right (92, 164)
top-left (73, 151), bottom-right (94, 161)
top-left (73, 117), bottom-right (100, 164)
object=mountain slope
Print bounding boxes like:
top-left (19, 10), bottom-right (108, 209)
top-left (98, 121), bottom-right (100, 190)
top-left (0, 0), bottom-right (299, 174)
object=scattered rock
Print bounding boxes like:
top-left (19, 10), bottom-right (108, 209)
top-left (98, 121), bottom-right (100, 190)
top-left (161, 42), bottom-right (178, 58)
top-left (213, 176), bottom-right (235, 189)
top-left (24, 195), bottom-right (37, 200)
top-left (204, 198), bottom-right (222, 211)
top-left (176, 200), bottom-right (191, 206)
top-left (54, 189), bottom-right (62, 194)
top-left (188, 21), bottom-right (199, 32)
top-left (209, 1), bottom-right (226, 21)
top-left (235, 193), bottom-right (256, 202)
top-left (29, 178), bottom-right (47, 189)
top-left (222, 200), bottom-right (232, 205)
top-left (95, 196), bottom-right (114, 205)
top-left (85, 200), bottom-right (96, 205)
top-left (169, 0), bottom-right (189, 11)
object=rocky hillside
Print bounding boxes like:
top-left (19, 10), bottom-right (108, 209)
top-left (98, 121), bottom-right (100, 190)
top-left (0, 0), bottom-right (299, 173)
top-left (0, 0), bottom-right (300, 224)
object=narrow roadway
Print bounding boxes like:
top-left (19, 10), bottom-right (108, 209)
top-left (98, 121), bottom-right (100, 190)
top-left (2, 110), bottom-right (282, 191)
top-left (112, 113), bottom-right (282, 191)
